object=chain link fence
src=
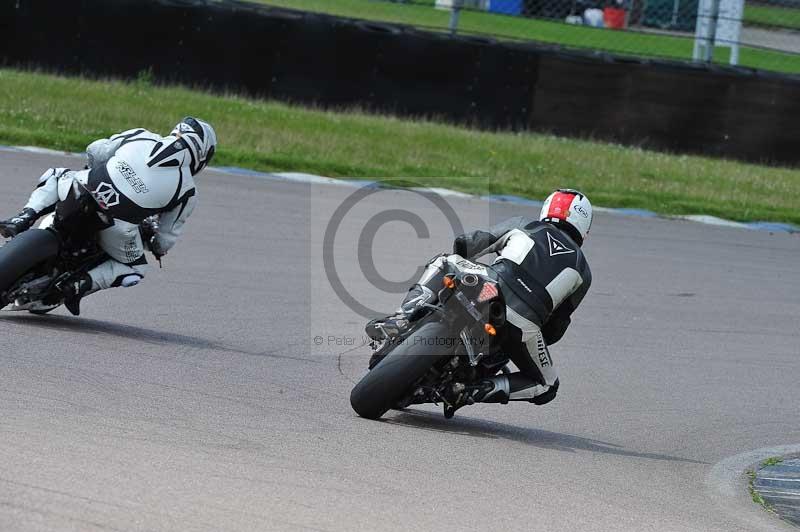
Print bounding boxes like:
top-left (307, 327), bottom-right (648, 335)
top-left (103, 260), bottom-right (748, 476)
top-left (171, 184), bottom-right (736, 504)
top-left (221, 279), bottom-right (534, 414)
top-left (259, 0), bottom-right (800, 73)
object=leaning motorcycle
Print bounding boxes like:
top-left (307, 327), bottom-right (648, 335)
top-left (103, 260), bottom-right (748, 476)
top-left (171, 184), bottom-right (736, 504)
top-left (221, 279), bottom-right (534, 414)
top-left (0, 179), bottom-right (123, 314)
top-left (350, 255), bottom-right (511, 420)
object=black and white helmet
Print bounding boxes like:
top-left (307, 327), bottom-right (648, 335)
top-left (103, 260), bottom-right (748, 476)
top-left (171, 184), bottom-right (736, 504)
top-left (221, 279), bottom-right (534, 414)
top-left (170, 117), bottom-right (217, 175)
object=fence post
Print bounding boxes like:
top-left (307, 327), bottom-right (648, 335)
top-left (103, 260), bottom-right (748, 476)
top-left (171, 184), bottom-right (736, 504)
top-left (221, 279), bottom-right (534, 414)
top-left (703, 0), bottom-right (721, 63)
top-left (449, 0), bottom-right (463, 35)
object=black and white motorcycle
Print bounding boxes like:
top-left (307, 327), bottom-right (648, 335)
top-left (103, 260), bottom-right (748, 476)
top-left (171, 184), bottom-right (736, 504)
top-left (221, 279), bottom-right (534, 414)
top-left (350, 255), bottom-right (511, 420)
top-left (0, 179), bottom-right (156, 314)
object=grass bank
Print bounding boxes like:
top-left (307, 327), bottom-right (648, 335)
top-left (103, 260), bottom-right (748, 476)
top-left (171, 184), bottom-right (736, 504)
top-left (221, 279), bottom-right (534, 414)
top-left (257, 0), bottom-right (800, 74)
top-left (0, 68), bottom-right (798, 224)
top-left (745, 4), bottom-right (800, 30)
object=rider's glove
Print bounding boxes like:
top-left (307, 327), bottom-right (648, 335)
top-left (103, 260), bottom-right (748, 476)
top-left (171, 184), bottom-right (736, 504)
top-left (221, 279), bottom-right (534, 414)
top-left (148, 235), bottom-right (166, 259)
top-left (140, 216), bottom-right (166, 258)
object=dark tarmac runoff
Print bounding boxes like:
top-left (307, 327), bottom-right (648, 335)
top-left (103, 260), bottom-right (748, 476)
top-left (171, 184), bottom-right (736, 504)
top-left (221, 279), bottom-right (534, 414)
top-left (1, 149), bottom-right (799, 531)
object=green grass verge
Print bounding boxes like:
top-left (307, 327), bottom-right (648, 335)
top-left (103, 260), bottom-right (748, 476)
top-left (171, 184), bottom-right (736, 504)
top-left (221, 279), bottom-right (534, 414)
top-left (745, 4), bottom-right (800, 30)
top-left (748, 458), bottom-right (787, 513)
top-left (1, 68), bottom-right (798, 225)
top-left (256, 0), bottom-right (800, 74)
top-left (747, 470), bottom-right (772, 510)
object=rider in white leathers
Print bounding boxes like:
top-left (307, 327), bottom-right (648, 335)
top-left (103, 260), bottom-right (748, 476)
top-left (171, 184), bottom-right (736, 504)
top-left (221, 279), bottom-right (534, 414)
top-left (0, 117), bottom-right (217, 315)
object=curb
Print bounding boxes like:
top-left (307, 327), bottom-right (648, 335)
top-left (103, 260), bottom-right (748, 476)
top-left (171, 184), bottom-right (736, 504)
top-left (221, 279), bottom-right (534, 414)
top-left (753, 455), bottom-right (800, 527)
top-left (707, 444), bottom-right (800, 531)
top-left (2, 145), bottom-right (798, 234)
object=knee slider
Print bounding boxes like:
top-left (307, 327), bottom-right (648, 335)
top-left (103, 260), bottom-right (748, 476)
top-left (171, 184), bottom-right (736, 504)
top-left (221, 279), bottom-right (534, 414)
top-left (121, 275), bottom-right (142, 287)
top-left (110, 274), bottom-right (144, 288)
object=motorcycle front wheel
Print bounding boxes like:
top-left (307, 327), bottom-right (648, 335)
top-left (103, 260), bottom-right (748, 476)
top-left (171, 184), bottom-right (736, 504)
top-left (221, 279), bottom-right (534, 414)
top-left (0, 229), bottom-right (60, 308)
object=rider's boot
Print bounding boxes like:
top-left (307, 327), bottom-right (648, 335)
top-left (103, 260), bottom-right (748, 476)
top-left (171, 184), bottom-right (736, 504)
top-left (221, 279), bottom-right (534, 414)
top-left (444, 376), bottom-right (510, 418)
top-left (365, 285), bottom-right (436, 341)
top-left (471, 376), bottom-right (512, 403)
top-left (365, 255), bottom-right (448, 341)
top-left (50, 273), bottom-right (93, 316)
top-left (443, 375), bottom-right (561, 418)
top-left (0, 208), bottom-right (38, 238)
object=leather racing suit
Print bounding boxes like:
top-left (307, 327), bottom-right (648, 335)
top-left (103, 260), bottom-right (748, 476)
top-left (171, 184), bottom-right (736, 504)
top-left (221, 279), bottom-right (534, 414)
top-left (407, 216), bottom-right (592, 405)
top-left (23, 128), bottom-right (198, 292)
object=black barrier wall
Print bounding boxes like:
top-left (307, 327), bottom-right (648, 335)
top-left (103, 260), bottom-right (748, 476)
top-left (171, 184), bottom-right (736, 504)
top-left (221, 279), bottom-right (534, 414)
top-left (2, 0), bottom-right (800, 165)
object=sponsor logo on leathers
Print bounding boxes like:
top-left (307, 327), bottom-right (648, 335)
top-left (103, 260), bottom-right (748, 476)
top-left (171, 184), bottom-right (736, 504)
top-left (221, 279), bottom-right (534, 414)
top-left (547, 232), bottom-right (575, 257)
top-left (92, 182), bottom-right (120, 208)
top-left (115, 160), bottom-right (149, 194)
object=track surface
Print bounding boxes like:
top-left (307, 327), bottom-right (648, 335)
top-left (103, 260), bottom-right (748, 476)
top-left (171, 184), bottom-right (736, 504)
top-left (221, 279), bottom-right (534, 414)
top-left (1, 151), bottom-right (799, 531)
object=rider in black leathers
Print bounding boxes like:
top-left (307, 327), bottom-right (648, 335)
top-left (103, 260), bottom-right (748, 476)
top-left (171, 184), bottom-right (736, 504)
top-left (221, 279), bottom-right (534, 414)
top-left (366, 189), bottom-right (593, 413)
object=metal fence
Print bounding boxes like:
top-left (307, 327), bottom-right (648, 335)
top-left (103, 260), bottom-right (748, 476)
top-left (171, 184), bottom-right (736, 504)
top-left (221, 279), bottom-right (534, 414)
top-left (260, 0), bottom-right (800, 73)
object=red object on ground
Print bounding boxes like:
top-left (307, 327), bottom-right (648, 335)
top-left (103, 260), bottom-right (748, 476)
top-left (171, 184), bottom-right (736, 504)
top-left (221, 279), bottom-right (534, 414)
top-left (603, 7), bottom-right (626, 29)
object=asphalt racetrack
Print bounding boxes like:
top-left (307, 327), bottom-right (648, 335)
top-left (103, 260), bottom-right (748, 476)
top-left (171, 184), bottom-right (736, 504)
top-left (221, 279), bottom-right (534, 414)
top-left (1, 150), bottom-right (799, 531)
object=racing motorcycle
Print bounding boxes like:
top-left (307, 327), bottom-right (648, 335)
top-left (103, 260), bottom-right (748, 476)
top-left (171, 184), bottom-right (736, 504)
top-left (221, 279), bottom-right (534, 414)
top-left (350, 255), bottom-right (511, 420)
top-left (0, 179), bottom-right (158, 314)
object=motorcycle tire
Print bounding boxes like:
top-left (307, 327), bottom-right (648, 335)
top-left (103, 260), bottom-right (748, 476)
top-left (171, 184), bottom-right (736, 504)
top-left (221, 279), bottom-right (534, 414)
top-left (0, 229), bottom-right (60, 308)
top-left (350, 321), bottom-right (455, 420)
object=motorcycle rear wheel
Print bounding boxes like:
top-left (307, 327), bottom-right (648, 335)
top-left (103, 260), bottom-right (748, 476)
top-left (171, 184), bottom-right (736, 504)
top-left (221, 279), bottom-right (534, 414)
top-left (350, 321), bottom-right (455, 420)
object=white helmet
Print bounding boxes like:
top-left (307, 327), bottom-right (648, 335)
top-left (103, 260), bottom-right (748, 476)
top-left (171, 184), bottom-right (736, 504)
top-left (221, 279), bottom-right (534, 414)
top-left (170, 117), bottom-right (217, 175)
top-left (539, 189), bottom-right (593, 245)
